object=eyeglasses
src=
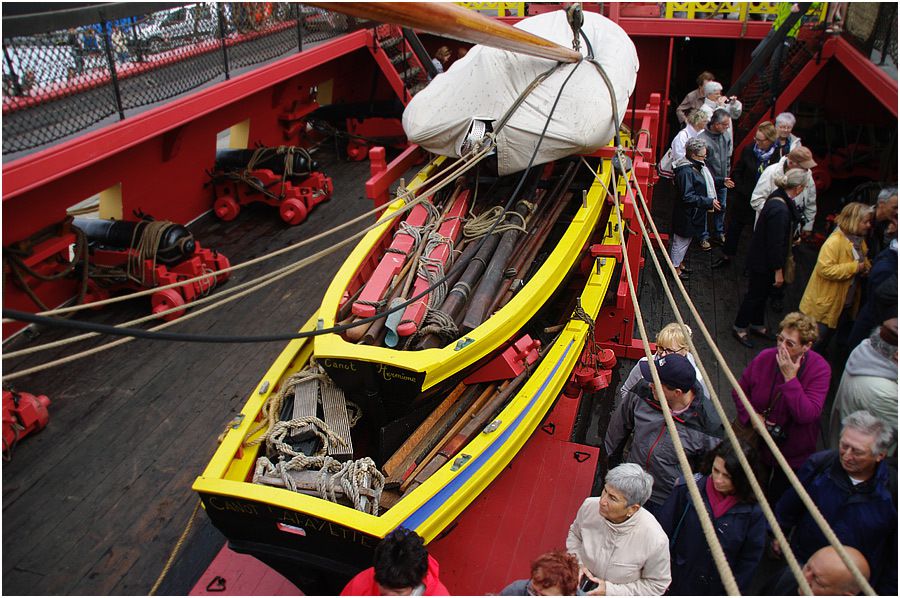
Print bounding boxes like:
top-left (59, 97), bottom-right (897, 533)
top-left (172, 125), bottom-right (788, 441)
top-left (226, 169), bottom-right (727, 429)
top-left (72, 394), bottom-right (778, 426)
top-left (657, 346), bottom-right (686, 356)
top-left (775, 334), bottom-right (799, 349)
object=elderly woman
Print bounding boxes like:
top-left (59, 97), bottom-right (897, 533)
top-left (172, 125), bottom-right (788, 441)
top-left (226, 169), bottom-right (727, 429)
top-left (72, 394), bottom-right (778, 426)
top-left (800, 202), bottom-right (873, 355)
top-left (499, 550), bottom-right (581, 596)
top-left (773, 112), bottom-right (802, 160)
top-left (566, 463), bottom-right (671, 596)
top-left (658, 441), bottom-right (766, 595)
top-left (716, 121), bottom-right (778, 268)
top-left (733, 169), bottom-right (805, 346)
top-left (671, 137), bottom-right (720, 280)
top-left (618, 322), bottom-right (707, 407)
top-left (732, 312), bottom-right (831, 501)
top-left (670, 109), bottom-right (709, 162)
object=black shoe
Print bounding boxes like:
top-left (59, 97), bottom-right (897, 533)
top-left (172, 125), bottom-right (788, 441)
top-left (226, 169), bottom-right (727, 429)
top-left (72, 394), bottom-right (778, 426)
top-left (771, 298), bottom-right (784, 312)
top-left (677, 270), bottom-right (690, 281)
top-left (749, 326), bottom-right (776, 341)
top-left (680, 265), bottom-right (693, 274)
top-left (732, 328), bottom-right (754, 348)
top-left (710, 235), bottom-right (725, 246)
top-left (712, 257), bottom-right (731, 269)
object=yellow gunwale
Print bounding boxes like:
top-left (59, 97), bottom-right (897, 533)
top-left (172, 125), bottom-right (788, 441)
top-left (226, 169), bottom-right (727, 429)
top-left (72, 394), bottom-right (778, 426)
top-left (192, 158), bottom-right (619, 543)
top-left (313, 155), bottom-right (608, 392)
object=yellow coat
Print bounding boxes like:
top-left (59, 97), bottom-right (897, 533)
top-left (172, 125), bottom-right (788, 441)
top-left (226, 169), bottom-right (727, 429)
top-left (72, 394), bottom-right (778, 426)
top-left (799, 229), bottom-right (870, 328)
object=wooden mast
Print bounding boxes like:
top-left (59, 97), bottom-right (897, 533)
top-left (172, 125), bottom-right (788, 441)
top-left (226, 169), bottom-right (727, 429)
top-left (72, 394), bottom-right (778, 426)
top-left (306, 2), bottom-right (582, 63)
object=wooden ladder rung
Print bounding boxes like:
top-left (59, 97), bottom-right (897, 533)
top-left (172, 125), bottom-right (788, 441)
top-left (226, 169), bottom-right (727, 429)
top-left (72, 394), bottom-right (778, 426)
top-left (321, 381), bottom-right (354, 458)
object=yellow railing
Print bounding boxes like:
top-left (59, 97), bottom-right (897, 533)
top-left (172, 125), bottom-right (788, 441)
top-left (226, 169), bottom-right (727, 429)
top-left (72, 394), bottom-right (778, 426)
top-left (456, 2), bottom-right (526, 17)
top-left (665, 2), bottom-right (827, 21)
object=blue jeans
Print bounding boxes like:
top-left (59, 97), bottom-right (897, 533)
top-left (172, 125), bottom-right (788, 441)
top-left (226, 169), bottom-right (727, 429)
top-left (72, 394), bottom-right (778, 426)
top-left (700, 187), bottom-right (727, 241)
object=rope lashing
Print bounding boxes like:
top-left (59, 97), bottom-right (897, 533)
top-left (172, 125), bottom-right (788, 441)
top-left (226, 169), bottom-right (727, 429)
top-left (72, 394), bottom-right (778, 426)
top-left (463, 206), bottom-right (527, 240)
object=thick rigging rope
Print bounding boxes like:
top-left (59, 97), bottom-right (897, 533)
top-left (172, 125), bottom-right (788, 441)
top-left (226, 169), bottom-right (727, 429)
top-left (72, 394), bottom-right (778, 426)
top-left (599, 157), bottom-right (742, 596)
top-left (615, 154), bottom-right (876, 596)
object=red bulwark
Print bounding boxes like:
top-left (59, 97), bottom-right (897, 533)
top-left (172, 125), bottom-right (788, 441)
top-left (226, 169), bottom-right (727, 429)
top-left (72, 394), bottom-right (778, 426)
top-left (190, 545), bottom-right (301, 596)
top-left (427, 394), bottom-right (598, 596)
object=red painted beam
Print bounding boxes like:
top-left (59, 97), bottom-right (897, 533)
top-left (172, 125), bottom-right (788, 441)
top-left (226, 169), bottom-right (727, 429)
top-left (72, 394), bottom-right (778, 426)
top-left (830, 36), bottom-right (898, 117)
top-left (365, 144), bottom-right (425, 205)
top-left (3, 30), bottom-right (370, 200)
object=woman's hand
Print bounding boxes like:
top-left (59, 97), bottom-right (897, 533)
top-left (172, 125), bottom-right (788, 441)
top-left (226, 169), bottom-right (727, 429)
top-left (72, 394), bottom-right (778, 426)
top-left (712, 199), bottom-right (722, 211)
top-left (580, 568), bottom-right (606, 596)
top-left (776, 344), bottom-right (802, 381)
top-left (724, 177), bottom-right (735, 189)
top-left (773, 269), bottom-right (784, 288)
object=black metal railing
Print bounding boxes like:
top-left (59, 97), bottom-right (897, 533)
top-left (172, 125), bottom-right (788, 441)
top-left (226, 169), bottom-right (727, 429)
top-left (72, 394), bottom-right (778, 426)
top-left (2, 3), bottom-right (366, 156)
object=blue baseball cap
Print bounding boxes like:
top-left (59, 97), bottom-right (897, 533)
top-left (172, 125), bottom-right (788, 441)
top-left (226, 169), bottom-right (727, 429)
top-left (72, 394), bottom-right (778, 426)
top-left (639, 353), bottom-right (695, 393)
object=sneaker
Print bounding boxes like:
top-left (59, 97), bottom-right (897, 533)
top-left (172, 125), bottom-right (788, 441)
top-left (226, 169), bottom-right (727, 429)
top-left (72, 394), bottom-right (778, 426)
top-left (713, 234), bottom-right (726, 246)
top-left (699, 240), bottom-right (711, 251)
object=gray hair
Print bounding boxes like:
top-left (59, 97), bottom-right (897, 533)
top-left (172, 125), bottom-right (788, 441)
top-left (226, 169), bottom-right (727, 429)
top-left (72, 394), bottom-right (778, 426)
top-left (686, 108), bottom-right (709, 128)
top-left (684, 136), bottom-right (707, 159)
top-left (709, 108), bottom-right (731, 127)
top-left (775, 112), bottom-right (796, 127)
top-left (703, 81), bottom-right (723, 96)
top-left (877, 186), bottom-right (898, 204)
top-left (605, 463), bottom-right (654, 506)
top-left (773, 168), bottom-right (808, 190)
top-left (842, 410), bottom-right (894, 455)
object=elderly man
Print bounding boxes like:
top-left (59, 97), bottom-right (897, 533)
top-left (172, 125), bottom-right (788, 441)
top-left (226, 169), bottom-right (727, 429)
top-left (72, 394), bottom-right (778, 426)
top-left (871, 186), bottom-right (898, 256)
top-left (770, 546), bottom-right (871, 595)
top-left (604, 353), bottom-right (723, 514)
top-left (775, 411), bottom-right (897, 595)
top-left (675, 71), bottom-right (715, 125)
top-left (697, 109), bottom-right (734, 248)
top-left (773, 111), bottom-right (803, 160)
top-left (830, 320), bottom-right (898, 454)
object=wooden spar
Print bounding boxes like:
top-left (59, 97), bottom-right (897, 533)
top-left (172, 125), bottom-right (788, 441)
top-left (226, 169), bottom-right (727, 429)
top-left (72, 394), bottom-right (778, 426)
top-left (384, 383), bottom-right (482, 486)
top-left (402, 376), bottom-right (525, 496)
top-left (307, 2), bottom-right (582, 64)
top-left (381, 381), bottom-right (468, 480)
top-left (459, 198), bottom-right (533, 333)
top-left (399, 381), bottom-right (500, 492)
top-left (490, 190), bottom-right (574, 315)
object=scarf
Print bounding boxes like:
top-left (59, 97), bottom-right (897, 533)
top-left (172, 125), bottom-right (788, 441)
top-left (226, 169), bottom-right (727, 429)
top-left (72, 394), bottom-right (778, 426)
top-left (689, 157), bottom-right (718, 201)
top-left (705, 475), bottom-right (740, 519)
top-left (752, 142), bottom-right (776, 168)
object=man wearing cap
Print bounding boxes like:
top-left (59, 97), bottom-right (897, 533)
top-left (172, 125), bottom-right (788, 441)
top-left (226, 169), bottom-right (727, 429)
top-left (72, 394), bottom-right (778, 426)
top-left (751, 146), bottom-right (818, 235)
top-left (750, 146), bottom-right (818, 312)
top-left (604, 353), bottom-right (724, 516)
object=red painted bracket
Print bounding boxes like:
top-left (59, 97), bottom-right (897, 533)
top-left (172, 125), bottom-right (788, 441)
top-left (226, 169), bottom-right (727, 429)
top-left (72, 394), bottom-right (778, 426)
top-left (463, 335), bottom-right (541, 385)
top-left (365, 144), bottom-right (424, 207)
top-left (590, 244), bottom-right (623, 261)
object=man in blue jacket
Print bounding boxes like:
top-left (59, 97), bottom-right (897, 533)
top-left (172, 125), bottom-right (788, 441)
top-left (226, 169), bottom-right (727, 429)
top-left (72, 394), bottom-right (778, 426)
top-left (774, 410), bottom-right (897, 595)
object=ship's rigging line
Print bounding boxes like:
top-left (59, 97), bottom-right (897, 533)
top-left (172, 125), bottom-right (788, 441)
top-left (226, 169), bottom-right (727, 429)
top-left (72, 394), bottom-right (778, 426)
top-left (3, 61), bottom-right (583, 380)
top-left (606, 155), bottom-right (876, 595)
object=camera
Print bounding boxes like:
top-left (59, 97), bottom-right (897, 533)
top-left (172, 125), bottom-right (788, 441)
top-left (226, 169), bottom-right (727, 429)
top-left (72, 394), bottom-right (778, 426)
top-left (766, 421), bottom-right (787, 442)
top-left (580, 577), bottom-right (599, 593)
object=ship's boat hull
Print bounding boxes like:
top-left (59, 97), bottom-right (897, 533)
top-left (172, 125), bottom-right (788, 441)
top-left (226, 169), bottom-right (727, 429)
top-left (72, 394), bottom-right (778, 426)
top-left (193, 157), bottom-right (620, 591)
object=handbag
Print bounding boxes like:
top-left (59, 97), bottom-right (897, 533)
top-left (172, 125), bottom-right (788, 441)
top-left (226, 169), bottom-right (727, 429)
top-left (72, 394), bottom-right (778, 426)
top-left (783, 250), bottom-right (796, 284)
top-left (658, 148), bottom-right (675, 179)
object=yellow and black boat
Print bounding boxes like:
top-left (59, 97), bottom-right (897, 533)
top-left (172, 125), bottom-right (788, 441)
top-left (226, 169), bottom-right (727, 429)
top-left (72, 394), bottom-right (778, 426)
top-left (192, 151), bottom-right (623, 591)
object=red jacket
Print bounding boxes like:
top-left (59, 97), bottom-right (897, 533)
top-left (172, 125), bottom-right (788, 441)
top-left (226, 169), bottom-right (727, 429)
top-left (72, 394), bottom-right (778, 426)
top-left (340, 555), bottom-right (449, 596)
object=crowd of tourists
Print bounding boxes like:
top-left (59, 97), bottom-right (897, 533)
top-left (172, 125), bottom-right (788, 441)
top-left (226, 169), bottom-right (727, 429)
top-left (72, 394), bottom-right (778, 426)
top-left (337, 70), bottom-right (896, 598)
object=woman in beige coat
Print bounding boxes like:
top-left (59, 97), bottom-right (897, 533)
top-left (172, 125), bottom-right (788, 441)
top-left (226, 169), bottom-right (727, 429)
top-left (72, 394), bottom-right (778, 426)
top-left (566, 464), bottom-right (671, 595)
top-left (799, 202), bottom-right (873, 354)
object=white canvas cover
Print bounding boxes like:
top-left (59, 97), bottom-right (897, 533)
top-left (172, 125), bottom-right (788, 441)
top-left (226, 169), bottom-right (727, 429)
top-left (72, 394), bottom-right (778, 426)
top-left (402, 10), bottom-right (639, 175)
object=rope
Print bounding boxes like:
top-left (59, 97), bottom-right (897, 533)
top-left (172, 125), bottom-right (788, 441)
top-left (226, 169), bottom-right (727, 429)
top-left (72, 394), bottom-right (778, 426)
top-left (148, 498), bottom-right (202, 596)
top-left (462, 206), bottom-right (527, 239)
top-left (242, 365), bottom-right (331, 448)
top-left (613, 152), bottom-right (876, 595)
top-left (597, 156), bottom-right (742, 596)
top-left (584, 155), bottom-right (811, 594)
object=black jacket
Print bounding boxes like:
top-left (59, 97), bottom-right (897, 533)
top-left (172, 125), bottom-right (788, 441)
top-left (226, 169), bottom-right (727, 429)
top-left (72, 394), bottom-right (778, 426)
top-left (745, 188), bottom-right (798, 274)
top-left (673, 160), bottom-right (716, 238)
top-left (730, 144), bottom-right (776, 220)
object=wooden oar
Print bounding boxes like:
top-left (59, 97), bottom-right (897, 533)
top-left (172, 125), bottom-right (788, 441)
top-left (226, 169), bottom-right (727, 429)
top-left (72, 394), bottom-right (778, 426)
top-left (307, 2), bottom-right (582, 64)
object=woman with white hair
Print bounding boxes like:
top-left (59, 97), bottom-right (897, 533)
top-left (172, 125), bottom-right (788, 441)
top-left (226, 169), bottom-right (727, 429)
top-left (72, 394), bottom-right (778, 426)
top-left (698, 81), bottom-right (742, 124)
top-left (773, 112), bottom-right (802, 160)
top-left (671, 137), bottom-right (720, 280)
top-left (567, 464), bottom-right (671, 595)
